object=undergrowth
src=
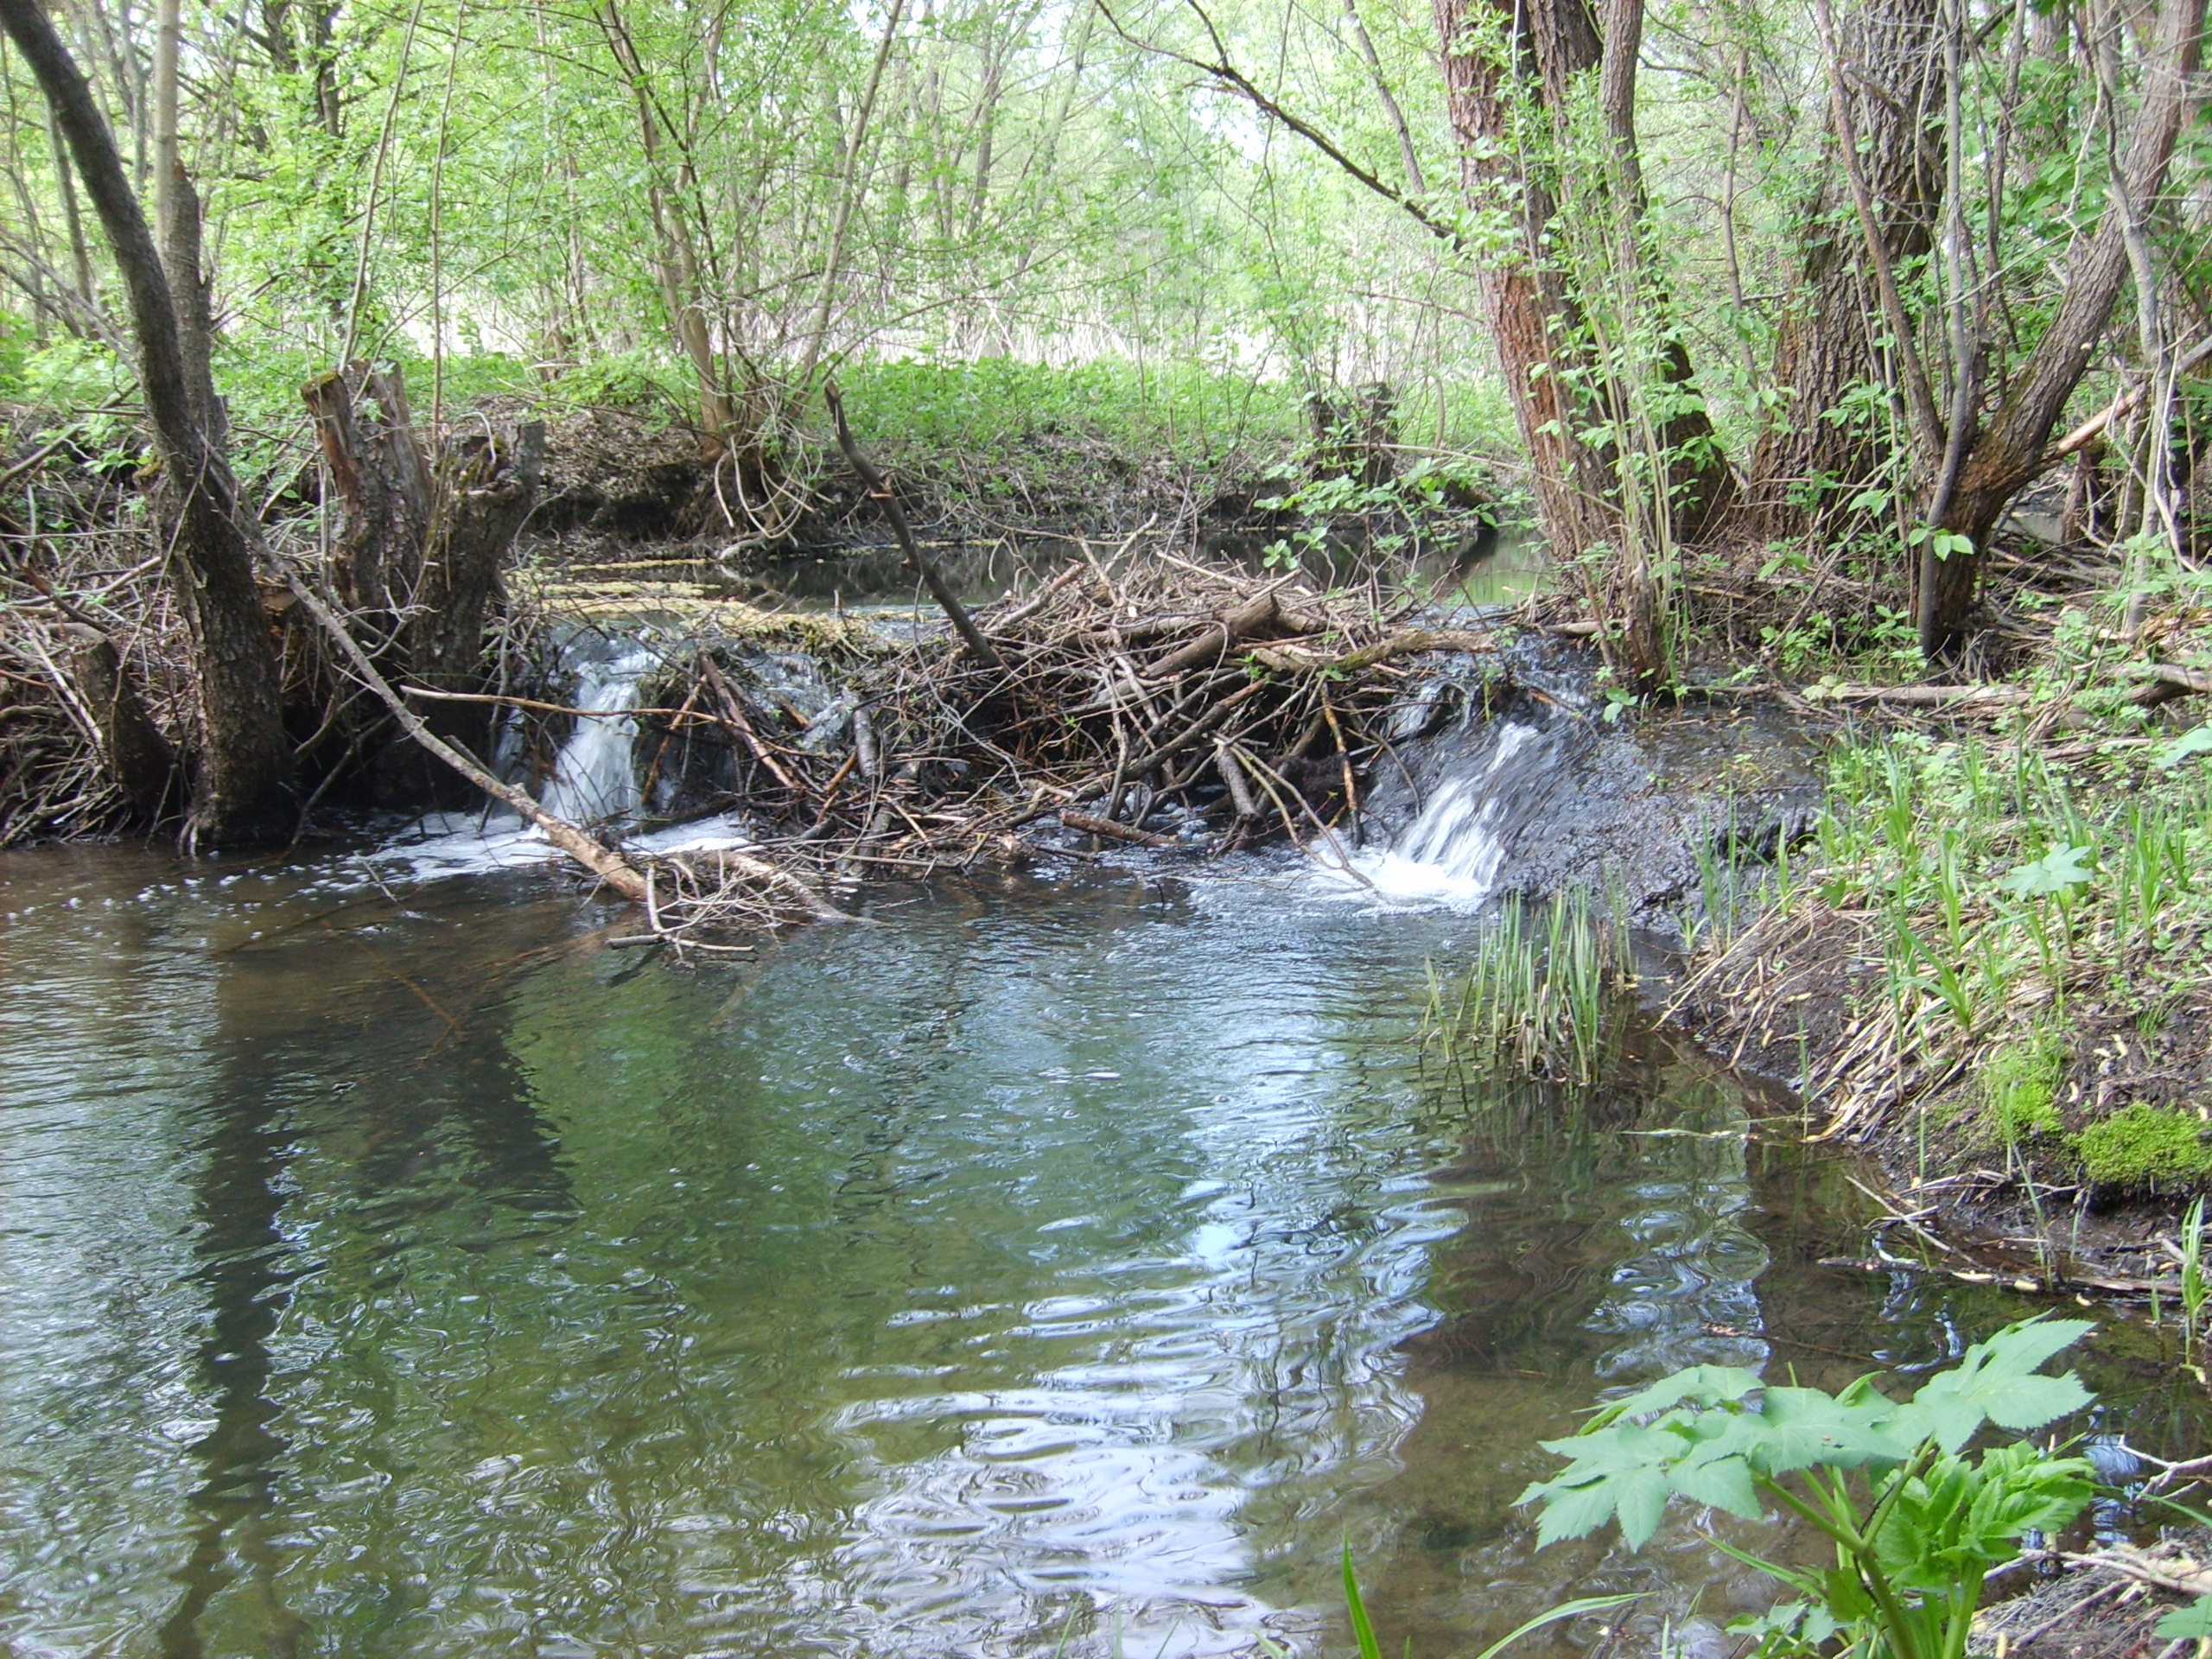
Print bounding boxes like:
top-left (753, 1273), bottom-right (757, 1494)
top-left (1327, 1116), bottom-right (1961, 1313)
top-left (1682, 573), bottom-right (2212, 1203)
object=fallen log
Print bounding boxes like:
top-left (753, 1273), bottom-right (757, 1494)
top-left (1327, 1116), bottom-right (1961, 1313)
top-left (2126, 662), bottom-right (2212, 706)
top-left (1132, 593), bottom-right (1318, 681)
top-left (1059, 808), bottom-right (1180, 849)
top-left (1802, 683), bottom-right (2032, 708)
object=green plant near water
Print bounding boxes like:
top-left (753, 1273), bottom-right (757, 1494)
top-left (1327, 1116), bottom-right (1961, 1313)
top-left (1521, 1318), bottom-right (2099, 1659)
top-left (1422, 890), bottom-right (1630, 1084)
top-left (1255, 1542), bottom-right (1642, 1659)
top-left (1770, 727), bottom-right (2212, 1185)
top-left (2181, 1196), bottom-right (2209, 1370)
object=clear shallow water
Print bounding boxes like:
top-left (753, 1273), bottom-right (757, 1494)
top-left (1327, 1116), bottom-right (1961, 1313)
top-left (0, 842), bottom-right (2195, 1659)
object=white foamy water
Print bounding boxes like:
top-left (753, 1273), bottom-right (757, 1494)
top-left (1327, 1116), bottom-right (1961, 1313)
top-left (1331, 723), bottom-right (1541, 909)
top-left (359, 645), bottom-right (753, 887)
top-left (538, 646), bottom-right (659, 824)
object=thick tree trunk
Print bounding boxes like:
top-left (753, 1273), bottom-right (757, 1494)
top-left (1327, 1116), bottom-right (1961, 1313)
top-left (1922, 0), bottom-right (2205, 657)
top-left (1433, 0), bottom-right (1732, 687)
top-left (1746, 0), bottom-right (1942, 537)
top-left (1, 0), bottom-right (294, 844)
top-left (1434, 0), bottom-right (1618, 560)
top-left (302, 363), bottom-right (543, 803)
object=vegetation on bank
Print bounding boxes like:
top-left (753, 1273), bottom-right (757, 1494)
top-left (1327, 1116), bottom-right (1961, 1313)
top-left (1649, 556), bottom-right (2212, 1244)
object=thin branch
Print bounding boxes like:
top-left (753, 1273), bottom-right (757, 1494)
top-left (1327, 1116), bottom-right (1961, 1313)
top-left (1092, 0), bottom-right (1463, 249)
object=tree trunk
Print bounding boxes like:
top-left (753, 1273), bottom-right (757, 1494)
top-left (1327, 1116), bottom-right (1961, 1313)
top-left (1922, 0), bottom-right (2205, 658)
top-left (1, 0), bottom-right (294, 845)
top-left (1433, 0), bottom-right (1618, 559)
top-left (62, 623), bottom-right (176, 822)
top-left (302, 363), bottom-right (544, 804)
top-left (1746, 0), bottom-right (1942, 538)
top-left (1433, 0), bottom-right (1732, 686)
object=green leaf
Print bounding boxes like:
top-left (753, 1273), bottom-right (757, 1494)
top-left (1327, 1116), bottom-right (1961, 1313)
top-left (1891, 1319), bottom-right (2093, 1452)
top-left (1526, 1474), bottom-right (1625, 1545)
top-left (1612, 1464), bottom-right (1674, 1550)
top-left (1342, 1539), bottom-right (1382, 1659)
top-left (2154, 725), bottom-right (2212, 771)
top-left (1669, 1450), bottom-right (1764, 1521)
top-left (1467, 1594), bottom-right (1647, 1659)
top-left (2158, 1597), bottom-right (2212, 1640)
top-left (1587, 1365), bottom-right (1762, 1428)
top-left (1999, 845), bottom-right (2094, 899)
top-left (1719, 1385), bottom-right (1911, 1474)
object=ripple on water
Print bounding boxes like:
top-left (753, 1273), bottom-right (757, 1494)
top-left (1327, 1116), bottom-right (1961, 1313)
top-left (0, 844), bottom-right (2144, 1659)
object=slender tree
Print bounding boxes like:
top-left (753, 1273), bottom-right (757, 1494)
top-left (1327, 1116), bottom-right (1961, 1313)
top-left (1919, 0), bottom-right (2207, 658)
top-left (0, 0), bottom-right (293, 843)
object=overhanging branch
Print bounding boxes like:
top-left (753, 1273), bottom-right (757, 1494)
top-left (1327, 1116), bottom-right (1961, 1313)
top-left (1093, 0), bottom-right (1464, 251)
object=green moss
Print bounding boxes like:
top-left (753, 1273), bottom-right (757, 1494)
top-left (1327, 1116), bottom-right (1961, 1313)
top-left (1980, 1035), bottom-right (2063, 1144)
top-left (2071, 1103), bottom-right (2212, 1188)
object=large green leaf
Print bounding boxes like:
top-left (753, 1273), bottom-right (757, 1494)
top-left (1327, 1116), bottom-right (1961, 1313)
top-left (2158, 1597), bottom-right (2212, 1640)
top-left (1714, 1385), bottom-right (1913, 1474)
top-left (1586, 1365), bottom-right (1763, 1429)
top-left (1891, 1319), bottom-right (2094, 1452)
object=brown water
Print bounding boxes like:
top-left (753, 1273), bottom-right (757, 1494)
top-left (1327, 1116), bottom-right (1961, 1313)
top-left (0, 837), bottom-right (2195, 1658)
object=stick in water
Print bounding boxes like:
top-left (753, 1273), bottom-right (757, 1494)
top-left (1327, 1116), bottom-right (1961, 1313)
top-left (289, 575), bottom-right (853, 923)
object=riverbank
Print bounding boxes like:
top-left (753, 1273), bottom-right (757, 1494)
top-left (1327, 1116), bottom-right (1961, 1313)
top-left (1657, 568), bottom-right (2212, 1296)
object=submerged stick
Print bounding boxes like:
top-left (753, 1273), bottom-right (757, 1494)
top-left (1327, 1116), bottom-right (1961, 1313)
top-left (823, 378), bottom-right (1007, 672)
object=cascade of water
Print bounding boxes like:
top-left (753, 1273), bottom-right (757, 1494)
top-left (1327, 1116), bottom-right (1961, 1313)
top-left (1346, 721), bottom-right (1555, 907)
top-left (364, 639), bottom-right (665, 885)
top-left (537, 646), bottom-right (658, 825)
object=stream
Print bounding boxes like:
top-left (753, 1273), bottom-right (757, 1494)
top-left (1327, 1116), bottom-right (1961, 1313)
top-left (1, 614), bottom-right (2204, 1658)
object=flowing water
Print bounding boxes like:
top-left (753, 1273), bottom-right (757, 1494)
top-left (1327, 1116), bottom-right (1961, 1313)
top-left (0, 658), bottom-right (2201, 1658)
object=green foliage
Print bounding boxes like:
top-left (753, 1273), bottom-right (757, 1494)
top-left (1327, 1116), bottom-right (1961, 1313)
top-left (1777, 727), bottom-right (2212, 1176)
top-left (1522, 1319), bottom-right (2098, 1659)
top-left (1980, 1034), bottom-right (2063, 1145)
top-left (2070, 1104), bottom-right (2212, 1189)
top-left (2000, 846), bottom-right (2094, 899)
top-left (1422, 890), bottom-right (1630, 1084)
top-left (2155, 726), bottom-right (2212, 771)
top-left (1275, 1543), bottom-right (1644, 1659)
top-left (2157, 1596), bottom-right (2212, 1640)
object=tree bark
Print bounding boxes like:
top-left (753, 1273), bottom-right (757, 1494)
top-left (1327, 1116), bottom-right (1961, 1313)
top-left (62, 624), bottom-right (176, 822)
top-left (1433, 0), bottom-right (1732, 689)
top-left (1433, 0), bottom-right (1618, 558)
top-left (1746, 0), bottom-right (1942, 537)
top-left (1922, 0), bottom-right (2206, 657)
top-left (302, 362), bottom-right (544, 804)
top-left (1, 0), bottom-right (294, 845)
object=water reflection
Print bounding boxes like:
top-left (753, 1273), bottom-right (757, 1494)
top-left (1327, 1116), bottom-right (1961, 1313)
top-left (0, 849), bottom-right (2186, 1659)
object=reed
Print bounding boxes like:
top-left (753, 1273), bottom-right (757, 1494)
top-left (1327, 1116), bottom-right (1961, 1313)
top-left (1423, 888), bottom-right (1630, 1083)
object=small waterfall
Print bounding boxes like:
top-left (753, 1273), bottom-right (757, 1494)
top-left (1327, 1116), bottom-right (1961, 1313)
top-left (1346, 719), bottom-right (1560, 907)
top-left (538, 646), bottom-right (658, 825)
top-left (365, 638), bottom-right (666, 885)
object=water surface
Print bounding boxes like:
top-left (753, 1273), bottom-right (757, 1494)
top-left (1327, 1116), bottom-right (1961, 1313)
top-left (0, 843), bottom-right (2192, 1658)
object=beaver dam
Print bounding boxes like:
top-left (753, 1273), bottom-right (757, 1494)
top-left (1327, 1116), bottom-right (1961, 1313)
top-left (5, 492), bottom-right (2212, 1657)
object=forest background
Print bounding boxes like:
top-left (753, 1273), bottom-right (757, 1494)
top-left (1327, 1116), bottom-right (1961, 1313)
top-left (2, 0), bottom-right (2201, 709)
top-left (0, 0), bottom-right (2209, 1276)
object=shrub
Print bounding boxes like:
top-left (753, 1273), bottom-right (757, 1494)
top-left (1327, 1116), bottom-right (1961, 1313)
top-left (1522, 1319), bottom-right (2098, 1659)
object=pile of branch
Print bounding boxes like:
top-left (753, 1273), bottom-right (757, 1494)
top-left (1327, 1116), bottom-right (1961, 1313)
top-left (613, 546), bottom-right (1496, 938)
